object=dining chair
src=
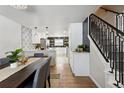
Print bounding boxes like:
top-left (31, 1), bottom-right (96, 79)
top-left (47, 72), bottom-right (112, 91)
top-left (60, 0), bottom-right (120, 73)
top-left (33, 58), bottom-right (51, 88)
top-left (23, 61), bottom-right (47, 88)
top-left (45, 57), bottom-right (51, 88)
top-left (34, 53), bottom-right (44, 57)
top-left (33, 53), bottom-right (51, 87)
top-left (27, 53), bottom-right (44, 59)
top-left (33, 62), bottom-right (47, 88)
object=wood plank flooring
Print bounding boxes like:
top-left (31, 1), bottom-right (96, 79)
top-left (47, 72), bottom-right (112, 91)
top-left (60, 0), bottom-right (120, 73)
top-left (50, 51), bottom-right (97, 88)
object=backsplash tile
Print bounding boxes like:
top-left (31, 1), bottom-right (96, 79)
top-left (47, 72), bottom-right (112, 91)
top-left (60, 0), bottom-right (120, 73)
top-left (21, 25), bottom-right (34, 50)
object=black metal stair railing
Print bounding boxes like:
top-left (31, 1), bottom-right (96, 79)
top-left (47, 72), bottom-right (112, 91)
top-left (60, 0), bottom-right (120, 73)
top-left (89, 14), bottom-right (124, 88)
top-left (116, 14), bottom-right (124, 33)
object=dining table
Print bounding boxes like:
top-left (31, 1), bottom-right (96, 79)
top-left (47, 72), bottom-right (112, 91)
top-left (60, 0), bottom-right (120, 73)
top-left (0, 57), bottom-right (50, 88)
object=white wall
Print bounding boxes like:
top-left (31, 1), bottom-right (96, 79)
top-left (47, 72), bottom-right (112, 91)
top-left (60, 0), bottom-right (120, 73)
top-left (90, 45), bottom-right (105, 87)
top-left (88, 36), bottom-right (109, 88)
top-left (95, 8), bottom-right (116, 27)
top-left (69, 23), bottom-right (83, 51)
top-left (0, 15), bottom-right (21, 58)
top-left (48, 31), bottom-right (69, 37)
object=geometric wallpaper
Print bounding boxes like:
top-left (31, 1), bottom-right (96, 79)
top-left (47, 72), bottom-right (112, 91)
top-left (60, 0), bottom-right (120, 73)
top-left (21, 25), bottom-right (34, 50)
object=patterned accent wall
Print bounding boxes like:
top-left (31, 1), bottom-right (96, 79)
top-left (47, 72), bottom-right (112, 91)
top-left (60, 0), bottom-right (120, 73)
top-left (21, 25), bottom-right (34, 50)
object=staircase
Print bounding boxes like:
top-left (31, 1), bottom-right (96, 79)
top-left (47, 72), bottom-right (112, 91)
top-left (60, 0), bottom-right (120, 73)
top-left (89, 14), bottom-right (124, 88)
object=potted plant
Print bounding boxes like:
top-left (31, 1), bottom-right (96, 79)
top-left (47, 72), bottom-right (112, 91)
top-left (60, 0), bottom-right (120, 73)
top-left (75, 44), bottom-right (84, 52)
top-left (5, 48), bottom-right (23, 68)
top-left (78, 44), bottom-right (84, 52)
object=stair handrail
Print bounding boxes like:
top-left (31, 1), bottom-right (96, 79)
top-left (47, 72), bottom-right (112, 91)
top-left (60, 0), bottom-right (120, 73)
top-left (90, 14), bottom-right (124, 36)
top-left (89, 13), bottom-right (124, 88)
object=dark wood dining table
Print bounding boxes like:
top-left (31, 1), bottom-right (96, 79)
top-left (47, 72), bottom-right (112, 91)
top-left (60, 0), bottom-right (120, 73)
top-left (0, 57), bottom-right (49, 88)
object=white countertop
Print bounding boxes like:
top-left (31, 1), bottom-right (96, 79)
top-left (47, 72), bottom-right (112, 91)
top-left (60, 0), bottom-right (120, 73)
top-left (72, 51), bottom-right (89, 54)
top-left (24, 48), bottom-right (55, 52)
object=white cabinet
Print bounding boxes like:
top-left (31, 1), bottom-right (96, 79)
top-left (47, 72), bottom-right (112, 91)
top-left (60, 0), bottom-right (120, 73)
top-left (68, 23), bottom-right (89, 76)
top-left (69, 51), bottom-right (74, 72)
top-left (70, 52), bottom-right (89, 76)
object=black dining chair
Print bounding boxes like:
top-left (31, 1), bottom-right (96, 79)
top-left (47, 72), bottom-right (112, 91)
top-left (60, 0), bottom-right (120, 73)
top-left (28, 53), bottom-right (44, 58)
top-left (33, 63), bottom-right (46, 88)
top-left (33, 53), bottom-right (51, 87)
top-left (34, 53), bottom-right (44, 57)
top-left (23, 62), bottom-right (47, 88)
top-left (45, 57), bottom-right (51, 88)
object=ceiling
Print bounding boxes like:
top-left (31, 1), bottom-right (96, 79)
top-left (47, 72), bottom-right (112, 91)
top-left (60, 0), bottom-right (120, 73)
top-left (102, 5), bottom-right (124, 13)
top-left (0, 5), bottom-right (100, 34)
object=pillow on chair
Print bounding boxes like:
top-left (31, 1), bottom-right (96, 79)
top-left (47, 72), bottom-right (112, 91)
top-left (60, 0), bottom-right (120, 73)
top-left (34, 53), bottom-right (44, 57)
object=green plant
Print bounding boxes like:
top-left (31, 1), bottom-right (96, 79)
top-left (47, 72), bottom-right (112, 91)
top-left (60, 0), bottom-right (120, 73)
top-left (5, 48), bottom-right (23, 63)
top-left (78, 44), bottom-right (84, 48)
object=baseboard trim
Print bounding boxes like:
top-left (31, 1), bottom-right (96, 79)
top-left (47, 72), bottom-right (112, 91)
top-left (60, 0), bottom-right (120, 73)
top-left (89, 74), bottom-right (101, 88)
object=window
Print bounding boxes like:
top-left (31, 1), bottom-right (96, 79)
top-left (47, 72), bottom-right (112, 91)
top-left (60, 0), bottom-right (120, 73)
top-left (55, 39), bottom-right (63, 46)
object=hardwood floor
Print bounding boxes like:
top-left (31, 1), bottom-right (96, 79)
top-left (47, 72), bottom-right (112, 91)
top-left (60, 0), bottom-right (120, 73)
top-left (50, 49), bottom-right (97, 88)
